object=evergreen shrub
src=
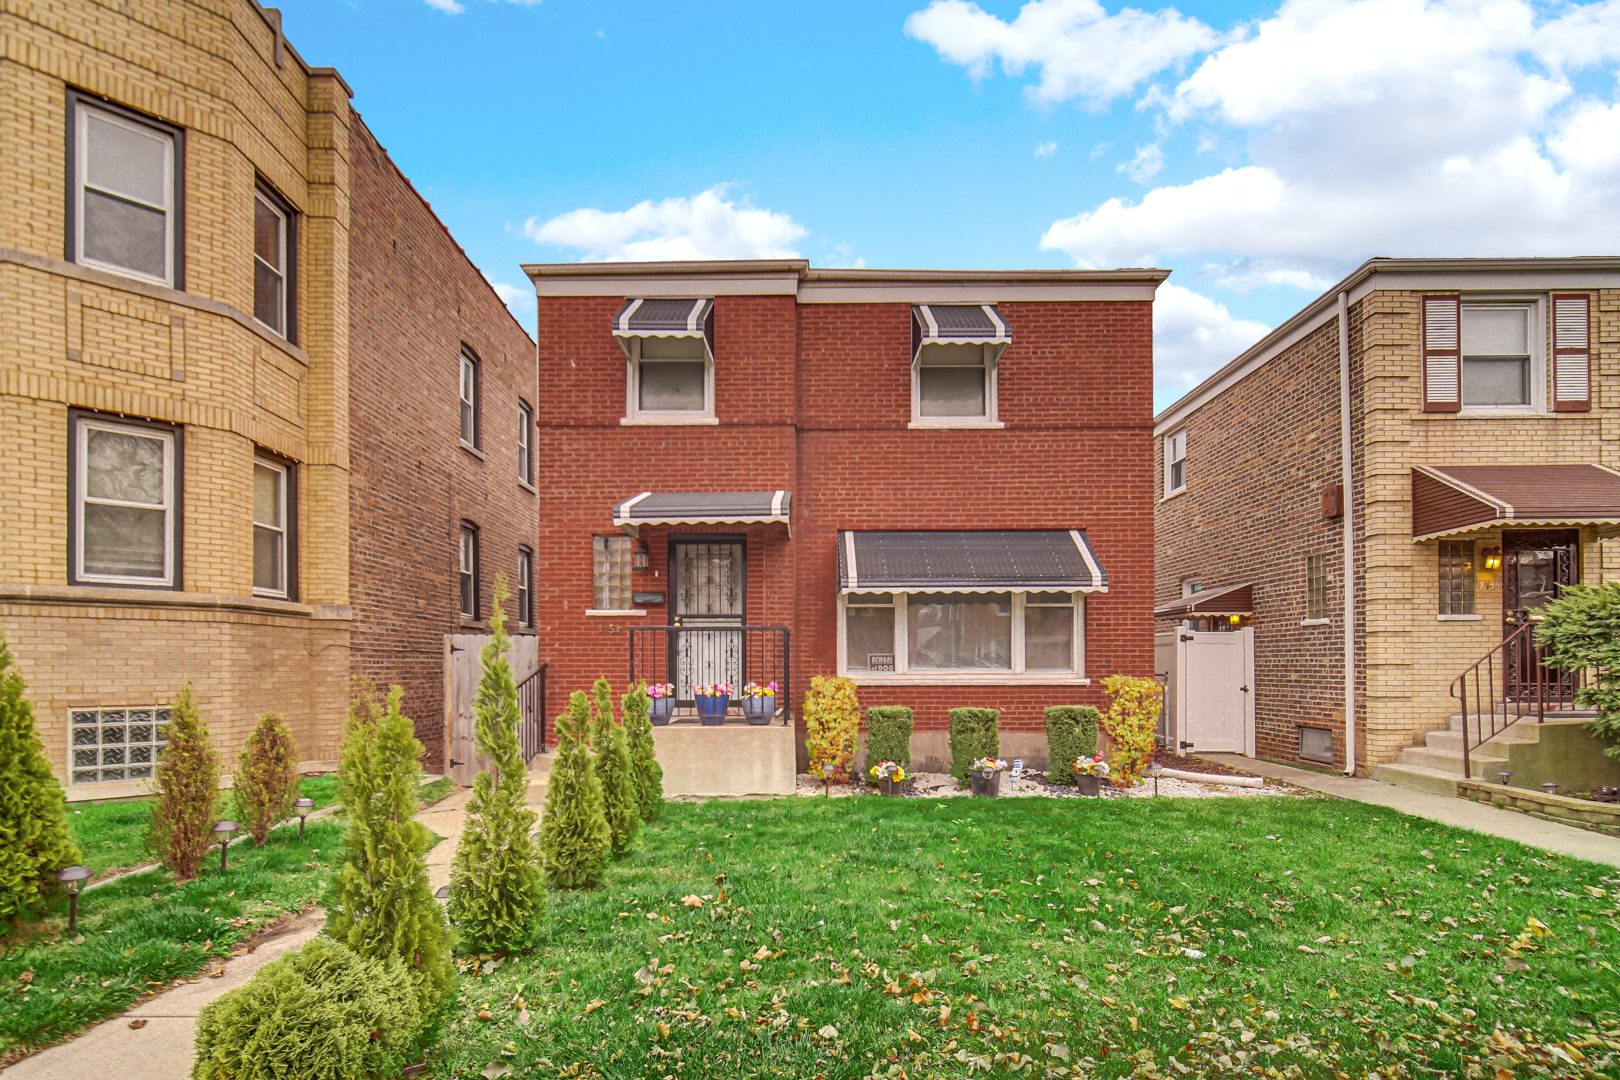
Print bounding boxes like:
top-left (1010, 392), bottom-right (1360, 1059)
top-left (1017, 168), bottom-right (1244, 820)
top-left (804, 676), bottom-right (861, 782)
top-left (537, 691), bottom-right (610, 889)
top-left (149, 683), bottom-right (219, 882)
top-left (621, 683), bottom-right (663, 822)
top-left (864, 706), bottom-right (913, 773)
top-left (232, 712), bottom-right (299, 845)
top-left (591, 679), bottom-right (639, 856)
top-left (1537, 581), bottom-right (1620, 758)
top-left (1043, 705), bottom-right (1101, 786)
top-left (448, 578), bottom-right (543, 950)
top-left (0, 634), bottom-right (81, 927)
top-left (190, 936), bottom-right (419, 1080)
top-left (948, 708), bottom-right (1000, 787)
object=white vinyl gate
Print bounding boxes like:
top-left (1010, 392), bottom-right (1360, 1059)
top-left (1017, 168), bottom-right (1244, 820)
top-left (444, 633), bottom-right (540, 787)
top-left (1155, 627), bottom-right (1254, 757)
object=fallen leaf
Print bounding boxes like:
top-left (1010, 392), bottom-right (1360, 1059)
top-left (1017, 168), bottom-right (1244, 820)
top-left (477, 1008), bottom-right (494, 1021)
top-left (818, 1025), bottom-right (839, 1040)
top-left (753, 946), bottom-right (771, 960)
top-left (682, 895), bottom-right (704, 908)
top-left (584, 998), bottom-right (606, 1014)
top-left (480, 1063), bottom-right (508, 1079)
top-left (128, 1019), bottom-right (147, 1030)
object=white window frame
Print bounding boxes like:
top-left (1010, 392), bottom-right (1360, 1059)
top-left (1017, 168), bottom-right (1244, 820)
top-left (1458, 299), bottom-right (1546, 416)
top-left (459, 350), bottom-right (480, 448)
top-left (74, 416), bottom-right (177, 588)
top-left (459, 524), bottom-right (479, 619)
top-left (517, 400), bottom-right (534, 485)
top-left (836, 591), bottom-right (1088, 685)
top-left (252, 189), bottom-right (288, 338)
top-left (910, 342), bottom-right (1002, 429)
top-left (517, 546), bottom-right (533, 628)
top-left (622, 336), bottom-right (717, 426)
top-left (74, 101), bottom-right (176, 288)
top-left (1164, 429), bottom-right (1187, 497)
top-left (252, 457), bottom-right (289, 599)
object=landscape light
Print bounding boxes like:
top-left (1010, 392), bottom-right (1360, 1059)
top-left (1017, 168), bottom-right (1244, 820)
top-left (1148, 763), bottom-right (1164, 797)
top-left (213, 820), bottom-right (239, 871)
top-left (821, 762), bottom-right (835, 798)
top-left (1542, 782), bottom-right (1559, 797)
top-left (56, 865), bottom-right (92, 934)
top-left (434, 885), bottom-right (451, 901)
top-left (293, 797), bottom-right (315, 840)
top-left (1496, 770), bottom-right (1512, 785)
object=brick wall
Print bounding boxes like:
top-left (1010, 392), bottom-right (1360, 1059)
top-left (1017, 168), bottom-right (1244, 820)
top-left (346, 116), bottom-right (537, 764)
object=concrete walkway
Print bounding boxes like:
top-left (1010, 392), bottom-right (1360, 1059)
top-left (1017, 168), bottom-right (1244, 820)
top-left (1205, 753), bottom-right (1620, 869)
top-left (2, 765), bottom-right (552, 1080)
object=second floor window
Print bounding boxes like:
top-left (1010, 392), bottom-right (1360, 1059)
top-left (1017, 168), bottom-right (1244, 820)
top-left (518, 401), bottom-right (533, 485)
top-left (460, 350), bottom-right (480, 448)
top-left (459, 524), bottom-right (479, 619)
top-left (253, 188), bottom-right (293, 340)
top-left (1306, 554), bottom-right (1328, 620)
top-left (915, 343), bottom-right (994, 422)
top-left (1165, 429), bottom-right (1187, 495)
top-left (72, 98), bottom-right (180, 288)
top-left (252, 457), bottom-right (291, 599)
top-left (1462, 305), bottom-right (1532, 408)
top-left (72, 414), bottom-right (179, 588)
top-left (518, 546), bottom-right (533, 628)
top-left (629, 336), bottom-right (711, 420)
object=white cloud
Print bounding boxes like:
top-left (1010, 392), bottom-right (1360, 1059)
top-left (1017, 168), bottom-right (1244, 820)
top-left (822, 241), bottom-right (867, 268)
top-left (523, 186), bottom-right (808, 262)
top-left (904, 0), bottom-right (1220, 106)
top-left (1153, 283), bottom-right (1271, 398)
top-left (1036, 140), bottom-right (1059, 157)
top-left (1118, 143), bottom-right (1164, 182)
top-left (423, 0), bottom-right (463, 13)
top-left (486, 279), bottom-right (530, 308)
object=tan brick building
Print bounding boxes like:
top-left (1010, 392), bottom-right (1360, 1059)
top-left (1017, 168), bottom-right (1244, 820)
top-left (1154, 257), bottom-right (1620, 785)
top-left (0, 0), bottom-right (535, 796)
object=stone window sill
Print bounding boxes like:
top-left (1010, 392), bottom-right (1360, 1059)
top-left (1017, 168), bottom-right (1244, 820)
top-left (847, 673), bottom-right (1090, 687)
top-left (585, 609), bottom-right (648, 617)
top-left (459, 441), bottom-right (486, 461)
top-left (1299, 618), bottom-right (1331, 627)
top-left (1437, 613), bottom-right (1484, 621)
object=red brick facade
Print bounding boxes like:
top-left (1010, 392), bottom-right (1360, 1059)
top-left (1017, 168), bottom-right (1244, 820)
top-left (348, 117), bottom-right (538, 761)
top-left (531, 265), bottom-right (1160, 762)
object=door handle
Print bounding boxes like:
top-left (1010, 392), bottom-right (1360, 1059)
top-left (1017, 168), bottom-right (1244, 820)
top-left (1240, 686), bottom-right (1250, 692)
top-left (449, 759), bottom-right (465, 768)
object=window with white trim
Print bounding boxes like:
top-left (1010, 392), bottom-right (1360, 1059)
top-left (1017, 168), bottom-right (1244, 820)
top-left (459, 349), bottom-right (480, 448)
top-left (253, 187), bottom-right (292, 339)
top-left (518, 400), bottom-right (533, 484)
top-left (913, 343), bottom-right (996, 422)
top-left (1462, 304), bottom-right (1534, 408)
top-left (252, 457), bottom-right (290, 599)
top-left (71, 706), bottom-right (169, 784)
top-left (459, 523), bottom-right (479, 619)
top-left (592, 535), bottom-right (633, 611)
top-left (71, 98), bottom-right (179, 287)
top-left (842, 592), bottom-right (1081, 675)
top-left (73, 415), bottom-right (178, 587)
top-left (1165, 429), bottom-right (1187, 495)
top-left (626, 336), bottom-right (713, 422)
top-left (517, 546), bottom-right (533, 628)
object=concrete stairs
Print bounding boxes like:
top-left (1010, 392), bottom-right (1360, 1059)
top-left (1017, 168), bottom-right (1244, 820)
top-left (1374, 709), bottom-right (1596, 795)
top-left (527, 750), bottom-right (552, 811)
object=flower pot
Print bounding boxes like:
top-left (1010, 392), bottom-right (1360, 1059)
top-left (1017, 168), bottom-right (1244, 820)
top-left (650, 697), bottom-right (673, 726)
top-left (877, 777), bottom-right (901, 797)
top-left (696, 695), bottom-right (729, 725)
top-left (1075, 774), bottom-right (1101, 797)
top-left (970, 769), bottom-right (1001, 797)
top-left (744, 696), bottom-right (775, 724)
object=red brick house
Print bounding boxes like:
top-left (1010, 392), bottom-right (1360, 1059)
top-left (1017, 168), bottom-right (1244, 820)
top-left (525, 260), bottom-right (1163, 791)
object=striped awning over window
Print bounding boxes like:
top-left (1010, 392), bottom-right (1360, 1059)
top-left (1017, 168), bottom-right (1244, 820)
top-left (837, 530), bottom-right (1106, 594)
top-left (912, 304), bottom-right (1010, 346)
top-left (613, 491), bottom-right (791, 532)
top-left (613, 298), bottom-right (713, 341)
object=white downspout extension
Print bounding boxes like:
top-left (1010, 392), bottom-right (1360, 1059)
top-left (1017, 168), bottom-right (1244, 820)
top-left (1338, 292), bottom-right (1357, 776)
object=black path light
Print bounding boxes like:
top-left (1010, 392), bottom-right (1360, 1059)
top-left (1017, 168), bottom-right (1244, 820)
top-left (435, 885), bottom-right (451, 901)
top-left (293, 797), bottom-right (315, 839)
top-left (821, 763), bottom-right (835, 798)
top-left (56, 865), bottom-right (92, 934)
top-left (213, 820), bottom-right (239, 871)
top-left (1542, 781), bottom-right (1560, 797)
top-left (1497, 769), bottom-right (1513, 785)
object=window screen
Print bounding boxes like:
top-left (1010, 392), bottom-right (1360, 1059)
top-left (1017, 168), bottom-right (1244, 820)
top-left (1462, 306), bottom-right (1532, 407)
top-left (917, 343), bottom-right (988, 418)
top-left (75, 102), bottom-right (176, 285)
top-left (638, 337), bottom-right (707, 413)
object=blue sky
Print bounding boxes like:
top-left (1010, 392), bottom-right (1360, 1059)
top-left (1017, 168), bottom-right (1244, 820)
top-left (277, 0), bottom-right (1620, 412)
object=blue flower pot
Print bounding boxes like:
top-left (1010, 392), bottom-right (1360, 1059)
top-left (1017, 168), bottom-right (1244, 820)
top-left (696, 695), bottom-right (729, 725)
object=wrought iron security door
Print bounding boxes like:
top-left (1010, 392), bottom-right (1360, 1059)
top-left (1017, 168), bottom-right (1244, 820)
top-left (1502, 530), bottom-right (1577, 702)
top-left (671, 540), bottom-right (745, 701)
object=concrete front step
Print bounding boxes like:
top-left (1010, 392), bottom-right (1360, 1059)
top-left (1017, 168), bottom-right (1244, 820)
top-left (1371, 762), bottom-right (1463, 797)
top-left (1445, 710), bottom-right (1596, 730)
top-left (1399, 745), bottom-right (1506, 773)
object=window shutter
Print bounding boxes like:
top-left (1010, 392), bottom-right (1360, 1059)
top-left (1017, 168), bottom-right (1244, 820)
top-left (1552, 293), bottom-right (1591, 412)
top-left (1421, 295), bottom-right (1461, 413)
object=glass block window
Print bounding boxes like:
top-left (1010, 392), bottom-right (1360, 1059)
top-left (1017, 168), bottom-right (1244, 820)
top-left (71, 706), bottom-right (169, 784)
top-left (1439, 540), bottom-right (1476, 615)
top-left (1306, 554), bottom-right (1328, 621)
top-left (593, 535), bottom-right (632, 611)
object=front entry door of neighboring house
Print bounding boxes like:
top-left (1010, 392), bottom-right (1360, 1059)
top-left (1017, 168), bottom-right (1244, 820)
top-left (1502, 529), bottom-right (1578, 703)
top-left (1173, 627), bottom-right (1255, 755)
top-left (671, 539), bottom-right (745, 703)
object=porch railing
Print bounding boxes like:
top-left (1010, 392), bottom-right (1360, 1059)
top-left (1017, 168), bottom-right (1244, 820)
top-left (518, 661), bottom-right (548, 760)
top-left (628, 625), bottom-right (790, 725)
top-left (1451, 623), bottom-right (1586, 779)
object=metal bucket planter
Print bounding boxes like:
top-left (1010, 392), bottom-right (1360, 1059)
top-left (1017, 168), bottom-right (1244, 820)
top-left (650, 697), bottom-right (674, 726)
top-left (1075, 774), bottom-right (1101, 797)
top-left (696, 695), bottom-right (730, 726)
top-left (875, 777), bottom-right (903, 796)
top-left (970, 769), bottom-right (1002, 797)
top-left (744, 696), bottom-right (775, 725)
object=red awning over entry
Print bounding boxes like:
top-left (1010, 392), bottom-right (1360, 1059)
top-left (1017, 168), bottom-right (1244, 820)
top-left (1153, 582), bottom-right (1253, 619)
top-left (1411, 464), bottom-right (1620, 541)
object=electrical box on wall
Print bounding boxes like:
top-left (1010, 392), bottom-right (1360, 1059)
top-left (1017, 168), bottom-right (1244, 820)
top-left (1320, 484), bottom-right (1343, 520)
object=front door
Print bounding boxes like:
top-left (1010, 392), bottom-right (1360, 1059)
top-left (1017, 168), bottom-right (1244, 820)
top-left (1502, 529), bottom-right (1578, 702)
top-left (671, 539), bottom-right (745, 702)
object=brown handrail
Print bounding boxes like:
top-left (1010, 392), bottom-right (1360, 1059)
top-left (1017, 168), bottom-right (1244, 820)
top-left (1450, 622), bottom-right (1587, 779)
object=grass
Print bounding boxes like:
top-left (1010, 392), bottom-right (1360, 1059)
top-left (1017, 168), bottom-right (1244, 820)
top-left (428, 794), bottom-right (1620, 1080)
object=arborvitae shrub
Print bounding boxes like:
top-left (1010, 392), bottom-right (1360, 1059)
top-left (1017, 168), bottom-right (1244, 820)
top-left (1538, 581), bottom-right (1620, 759)
top-left (864, 706), bottom-right (913, 774)
top-left (591, 679), bottom-right (639, 857)
top-left (621, 683), bottom-right (663, 823)
top-left (537, 691), bottom-right (610, 889)
top-left (326, 685), bottom-right (452, 1015)
top-left (448, 578), bottom-right (543, 951)
top-left (0, 635), bottom-right (81, 927)
top-left (804, 676), bottom-right (861, 782)
top-left (190, 936), bottom-right (419, 1080)
top-left (149, 683), bottom-right (219, 882)
top-left (1043, 705), bottom-right (1101, 785)
top-left (947, 708), bottom-right (1000, 787)
top-left (232, 712), bottom-right (299, 845)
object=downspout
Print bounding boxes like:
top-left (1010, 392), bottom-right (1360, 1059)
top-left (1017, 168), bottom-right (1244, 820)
top-left (1338, 292), bottom-right (1357, 776)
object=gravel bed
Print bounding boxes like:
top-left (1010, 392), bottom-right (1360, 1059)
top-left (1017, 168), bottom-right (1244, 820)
top-left (795, 769), bottom-right (1303, 800)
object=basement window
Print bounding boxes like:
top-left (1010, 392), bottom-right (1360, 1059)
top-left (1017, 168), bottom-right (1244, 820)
top-left (71, 706), bottom-right (169, 784)
top-left (1298, 726), bottom-right (1334, 764)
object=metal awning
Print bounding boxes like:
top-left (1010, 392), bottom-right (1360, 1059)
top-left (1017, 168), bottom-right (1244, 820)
top-left (911, 305), bottom-right (1011, 362)
top-left (613, 298), bottom-right (714, 342)
top-left (837, 530), bottom-right (1107, 594)
top-left (1153, 582), bottom-right (1253, 619)
top-left (1412, 464), bottom-right (1620, 541)
top-left (614, 491), bottom-right (791, 534)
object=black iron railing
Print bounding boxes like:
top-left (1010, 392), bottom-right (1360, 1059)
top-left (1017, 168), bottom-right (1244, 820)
top-left (628, 625), bottom-right (790, 724)
top-left (1452, 624), bottom-right (1588, 779)
top-left (518, 661), bottom-right (547, 760)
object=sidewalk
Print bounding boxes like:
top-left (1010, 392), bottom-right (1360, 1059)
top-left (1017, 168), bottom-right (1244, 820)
top-left (1204, 753), bottom-right (1620, 869)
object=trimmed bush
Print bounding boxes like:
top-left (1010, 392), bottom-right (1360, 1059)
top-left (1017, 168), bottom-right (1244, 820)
top-left (865, 706), bottom-right (913, 773)
top-left (622, 683), bottom-right (664, 822)
top-left (537, 691), bottom-right (611, 889)
top-left (327, 685), bottom-right (452, 1014)
top-left (1537, 581), bottom-right (1620, 759)
top-left (1102, 675), bottom-right (1162, 787)
top-left (948, 708), bottom-right (1000, 787)
top-left (191, 936), bottom-right (419, 1080)
top-left (591, 679), bottom-right (639, 856)
top-left (1043, 705), bottom-right (1101, 786)
top-left (231, 712), bottom-right (299, 846)
top-left (0, 634), bottom-right (81, 927)
top-left (149, 683), bottom-right (219, 882)
top-left (448, 578), bottom-right (543, 951)
top-left (804, 676), bottom-right (861, 782)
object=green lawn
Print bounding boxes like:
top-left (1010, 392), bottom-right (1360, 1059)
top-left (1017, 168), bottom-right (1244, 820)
top-left (429, 795), bottom-right (1620, 1080)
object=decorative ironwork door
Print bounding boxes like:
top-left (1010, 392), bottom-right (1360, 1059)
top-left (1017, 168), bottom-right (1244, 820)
top-left (671, 540), bottom-right (745, 699)
top-left (1502, 530), bottom-right (1578, 702)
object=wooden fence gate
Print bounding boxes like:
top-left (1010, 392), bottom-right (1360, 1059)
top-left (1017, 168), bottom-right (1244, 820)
top-left (444, 633), bottom-right (540, 787)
